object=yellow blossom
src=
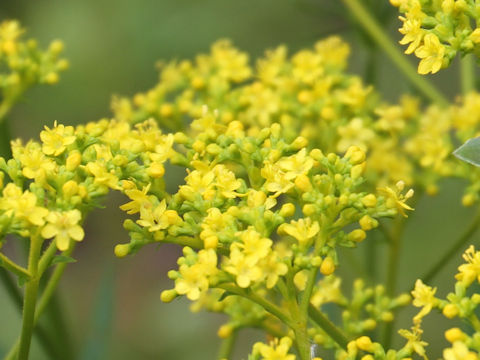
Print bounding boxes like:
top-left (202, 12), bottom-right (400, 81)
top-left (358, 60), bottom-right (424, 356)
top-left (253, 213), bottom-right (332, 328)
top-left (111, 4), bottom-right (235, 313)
top-left (398, 324), bottom-right (428, 359)
top-left (175, 249), bottom-right (218, 301)
top-left (120, 184), bottom-right (152, 215)
top-left (415, 34), bottom-right (445, 75)
top-left (443, 342), bottom-right (478, 360)
top-left (378, 181), bottom-right (414, 217)
top-left (411, 279), bottom-right (437, 322)
top-left (253, 337), bottom-right (295, 360)
top-left (279, 217), bottom-right (320, 246)
top-left (40, 122), bottom-right (76, 156)
top-left (137, 199), bottom-right (182, 232)
top-left (41, 209), bottom-right (84, 251)
top-left (0, 184), bottom-right (48, 226)
top-left (456, 245), bottom-right (480, 286)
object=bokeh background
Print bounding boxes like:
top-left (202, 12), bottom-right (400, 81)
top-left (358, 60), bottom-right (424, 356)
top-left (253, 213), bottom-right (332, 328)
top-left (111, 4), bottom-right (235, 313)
top-left (0, 1), bottom-right (475, 359)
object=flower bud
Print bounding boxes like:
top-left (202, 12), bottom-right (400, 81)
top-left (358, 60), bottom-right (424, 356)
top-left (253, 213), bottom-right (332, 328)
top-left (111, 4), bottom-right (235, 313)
top-left (160, 289), bottom-right (178, 303)
top-left (280, 203), bottom-right (295, 217)
top-left (302, 204), bottom-right (316, 216)
top-left (356, 336), bottom-right (373, 352)
top-left (148, 163), bottom-right (165, 178)
top-left (217, 324), bottom-right (233, 338)
top-left (444, 327), bottom-right (465, 343)
top-left (359, 215), bottom-right (378, 231)
top-left (361, 194), bottom-right (377, 207)
top-left (320, 257), bottom-right (335, 276)
top-left (66, 151), bottom-right (82, 171)
top-left (295, 174), bottom-right (312, 192)
top-left (114, 244), bottom-right (130, 258)
top-left (442, 304), bottom-right (459, 318)
top-left (62, 180), bottom-right (78, 197)
top-left (348, 229), bottom-right (366, 243)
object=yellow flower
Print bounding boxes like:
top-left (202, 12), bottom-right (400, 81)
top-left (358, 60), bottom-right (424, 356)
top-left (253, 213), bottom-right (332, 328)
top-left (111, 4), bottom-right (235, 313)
top-left (200, 207), bottom-right (234, 249)
top-left (179, 169), bottom-right (215, 200)
top-left (18, 144), bottom-right (57, 181)
top-left (398, 324), bottom-right (428, 359)
top-left (213, 165), bottom-right (242, 199)
top-left (85, 162), bottom-right (120, 190)
top-left (41, 209), bottom-right (84, 251)
top-left (224, 248), bottom-right (263, 288)
top-left (279, 217), bottom-right (320, 246)
top-left (456, 245), bottom-right (480, 286)
top-left (411, 279), bottom-right (437, 323)
top-left (261, 161), bottom-right (294, 197)
top-left (443, 342), bottom-right (478, 360)
top-left (378, 180), bottom-right (414, 217)
top-left (260, 253), bottom-right (288, 289)
top-left (415, 34), bottom-right (445, 75)
top-left (137, 199), bottom-right (182, 232)
top-left (120, 184), bottom-right (152, 215)
top-left (175, 249), bottom-right (218, 301)
top-left (253, 337), bottom-right (296, 360)
top-left (0, 183), bottom-right (48, 226)
top-left (40, 122), bottom-right (76, 156)
top-left (276, 149), bottom-right (314, 181)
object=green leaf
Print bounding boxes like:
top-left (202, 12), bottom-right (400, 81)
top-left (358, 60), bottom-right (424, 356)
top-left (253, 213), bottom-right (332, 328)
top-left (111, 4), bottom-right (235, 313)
top-left (453, 137), bottom-right (480, 166)
top-left (51, 255), bottom-right (77, 266)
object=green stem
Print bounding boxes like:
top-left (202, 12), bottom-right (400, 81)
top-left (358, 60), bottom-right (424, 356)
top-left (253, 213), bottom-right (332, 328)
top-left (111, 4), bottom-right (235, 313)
top-left (460, 54), bottom-right (475, 96)
top-left (35, 245), bottom-right (74, 320)
top-left (0, 252), bottom-right (31, 279)
top-left (18, 235), bottom-right (43, 360)
top-left (292, 323), bottom-right (310, 360)
top-left (341, 0), bottom-right (449, 106)
top-left (216, 283), bottom-right (293, 327)
top-left (300, 267), bottom-right (318, 316)
top-left (37, 241), bottom-right (58, 277)
top-left (308, 305), bottom-right (349, 350)
top-left (5, 245), bottom-right (75, 360)
top-left (381, 216), bottom-right (406, 349)
top-left (217, 329), bottom-right (237, 360)
top-left (422, 206), bottom-right (480, 284)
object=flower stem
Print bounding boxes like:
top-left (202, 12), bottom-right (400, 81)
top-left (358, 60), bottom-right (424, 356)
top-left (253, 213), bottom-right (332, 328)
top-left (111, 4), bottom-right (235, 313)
top-left (460, 54), bottom-right (476, 95)
top-left (308, 305), bottom-right (349, 350)
top-left (422, 206), bottom-right (480, 284)
top-left (18, 235), bottom-right (43, 360)
top-left (341, 0), bottom-right (449, 106)
top-left (5, 245), bottom-right (75, 360)
top-left (0, 252), bottom-right (31, 279)
top-left (216, 329), bottom-right (237, 360)
top-left (216, 283), bottom-right (293, 327)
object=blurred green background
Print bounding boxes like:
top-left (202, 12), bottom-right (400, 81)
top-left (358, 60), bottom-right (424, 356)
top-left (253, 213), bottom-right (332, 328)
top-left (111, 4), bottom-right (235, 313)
top-left (0, 1), bottom-right (475, 359)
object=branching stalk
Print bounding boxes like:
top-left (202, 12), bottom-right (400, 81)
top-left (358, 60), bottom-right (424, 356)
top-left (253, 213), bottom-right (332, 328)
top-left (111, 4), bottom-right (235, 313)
top-left (341, 0), bottom-right (449, 106)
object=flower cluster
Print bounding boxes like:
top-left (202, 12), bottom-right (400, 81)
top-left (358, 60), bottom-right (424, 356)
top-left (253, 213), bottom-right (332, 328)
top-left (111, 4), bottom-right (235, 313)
top-left (109, 37), bottom-right (480, 206)
top-left (391, 0), bottom-right (480, 74)
top-left (4, 16), bottom-right (480, 360)
top-left (0, 20), bottom-right (68, 121)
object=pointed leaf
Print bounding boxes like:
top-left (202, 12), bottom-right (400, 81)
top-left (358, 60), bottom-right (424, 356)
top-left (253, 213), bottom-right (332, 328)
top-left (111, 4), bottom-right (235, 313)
top-left (51, 255), bottom-right (77, 266)
top-left (453, 137), bottom-right (480, 166)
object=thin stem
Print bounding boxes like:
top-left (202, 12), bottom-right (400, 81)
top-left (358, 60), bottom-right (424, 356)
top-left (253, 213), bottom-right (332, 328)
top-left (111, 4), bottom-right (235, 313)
top-left (308, 304), bottom-right (349, 350)
top-left (5, 245), bottom-right (75, 360)
top-left (37, 240), bottom-right (58, 277)
top-left (216, 283), bottom-right (293, 327)
top-left (0, 252), bottom-right (31, 279)
top-left (18, 235), bottom-right (43, 360)
top-left (422, 206), bottom-right (480, 284)
top-left (300, 267), bottom-right (318, 316)
top-left (460, 54), bottom-right (475, 96)
top-left (341, 0), bottom-right (449, 106)
top-left (35, 245), bottom-right (74, 320)
top-left (217, 329), bottom-right (237, 360)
